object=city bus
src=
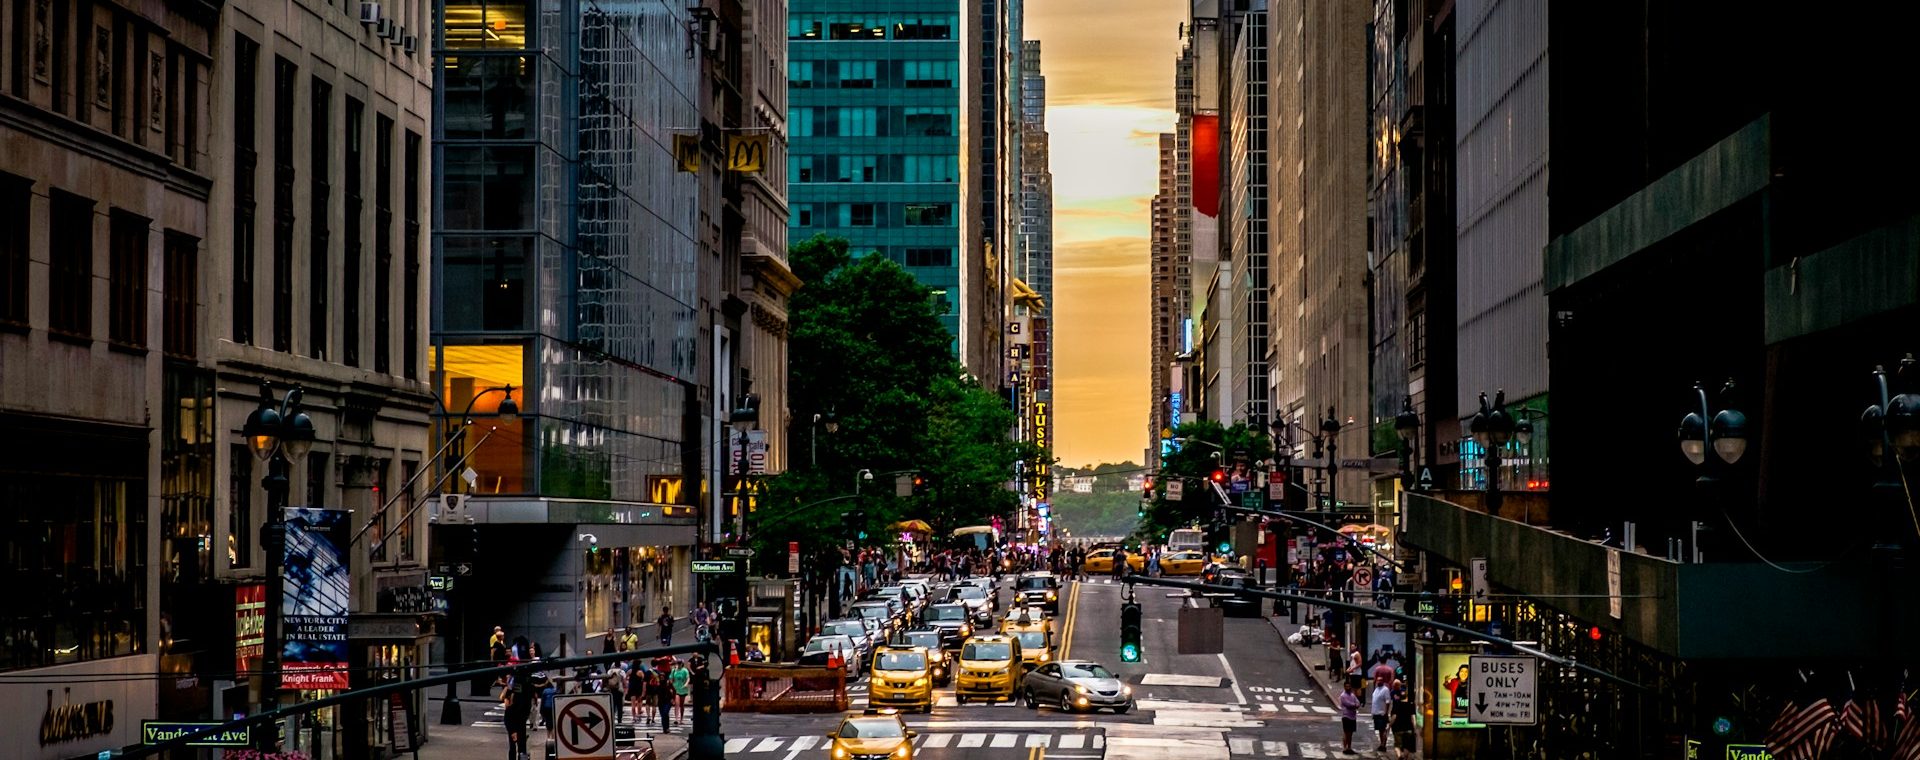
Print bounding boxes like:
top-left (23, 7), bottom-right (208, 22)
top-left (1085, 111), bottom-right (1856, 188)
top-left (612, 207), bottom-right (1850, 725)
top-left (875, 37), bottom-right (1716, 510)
top-left (1166, 528), bottom-right (1206, 555)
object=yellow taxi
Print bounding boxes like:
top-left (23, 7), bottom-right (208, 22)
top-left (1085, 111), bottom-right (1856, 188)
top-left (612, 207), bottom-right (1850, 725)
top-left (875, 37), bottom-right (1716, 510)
top-left (954, 634), bottom-right (1023, 704)
top-left (1160, 550), bottom-right (1207, 576)
top-left (999, 605), bottom-right (1052, 636)
top-left (1082, 548), bottom-right (1118, 574)
top-left (866, 645), bottom-right (936, 713)
top-left (824, 714), bottom-right (917, 760)
top-left (1007, 627), bottom-right (1053, 670)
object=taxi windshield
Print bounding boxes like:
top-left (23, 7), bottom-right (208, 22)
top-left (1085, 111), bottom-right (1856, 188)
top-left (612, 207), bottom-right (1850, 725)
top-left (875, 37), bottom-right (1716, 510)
top-left (1014, 631), bottom-right (1046, 650)
top-left (962, 642), bottom-right (1012, 660)
top-left (839, 719), bottom-right (906, 739)
top-left (876, 652), bottom-right (927, 671)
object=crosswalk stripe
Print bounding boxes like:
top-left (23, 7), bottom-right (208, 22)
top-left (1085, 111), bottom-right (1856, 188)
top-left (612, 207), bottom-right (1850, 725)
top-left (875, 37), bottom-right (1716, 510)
top-left (1057, 735), bottom-right (1085, 749)
top-left (1298, 743), bottom-right (1328, 758)
top-left (1257, 704), bottom-right (1278, 712)
top-left (990, 733), bottom-right (1018, 748)
top-left (1093, 735), bottom-right (1105, 749)
top-left (1282, 704), bottom-right (1307, 713)
top-left (1261, 741), bottom-right (1288, 756)
top-left (1309, 706), bottom-right (1335, 714)
top-left (787, 736), bottom-right (819, 751)
top-left (1024, 734), bottom-right (1050, 748)
top-left (957, 733), bottom-right (988, 748)
top-left (752, 738), bottom-right (785, 752)
top-left (724, 739), bottom-right (753, 753)
top-left (923, 733), bottom-right (955, 748)
top-left (1229, 737), bottom-right (1254, 754)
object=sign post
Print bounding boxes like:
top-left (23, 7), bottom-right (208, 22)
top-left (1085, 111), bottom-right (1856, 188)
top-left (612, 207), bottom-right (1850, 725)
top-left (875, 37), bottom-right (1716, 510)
top-left (555, 694), bottom-right (616, 760)
top-left (1465, 655), bottom-right (1537, 725)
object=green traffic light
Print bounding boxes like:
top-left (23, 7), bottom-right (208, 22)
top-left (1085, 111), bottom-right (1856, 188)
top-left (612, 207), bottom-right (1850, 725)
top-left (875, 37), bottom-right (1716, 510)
top-left (1120, 643), bottom-right (1141, 663)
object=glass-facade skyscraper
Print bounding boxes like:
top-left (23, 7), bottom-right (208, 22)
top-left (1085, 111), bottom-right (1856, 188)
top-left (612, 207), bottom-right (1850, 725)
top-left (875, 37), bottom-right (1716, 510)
top-left (788, 3), bottom-right (964, 339)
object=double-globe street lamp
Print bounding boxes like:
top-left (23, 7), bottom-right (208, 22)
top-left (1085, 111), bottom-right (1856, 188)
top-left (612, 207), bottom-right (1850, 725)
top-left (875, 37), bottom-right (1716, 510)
top-left (242, 385), bottom-right (316, 749)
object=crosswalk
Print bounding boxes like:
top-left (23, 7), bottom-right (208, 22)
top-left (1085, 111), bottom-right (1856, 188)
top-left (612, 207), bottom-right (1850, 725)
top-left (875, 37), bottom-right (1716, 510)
top-left (721, 733), bottom-right (1106, 754)
top-left (1225, 737), bottom-right (1345, 758)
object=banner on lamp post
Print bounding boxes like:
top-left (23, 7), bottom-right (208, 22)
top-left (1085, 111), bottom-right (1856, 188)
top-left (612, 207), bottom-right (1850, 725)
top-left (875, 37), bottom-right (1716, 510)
top-left (281, 507), bottom-right (352, 690)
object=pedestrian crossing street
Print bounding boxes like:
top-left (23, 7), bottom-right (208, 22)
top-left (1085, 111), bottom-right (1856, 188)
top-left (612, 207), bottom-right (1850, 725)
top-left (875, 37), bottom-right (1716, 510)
top-left (722, 733), bottom-right (1106, 754)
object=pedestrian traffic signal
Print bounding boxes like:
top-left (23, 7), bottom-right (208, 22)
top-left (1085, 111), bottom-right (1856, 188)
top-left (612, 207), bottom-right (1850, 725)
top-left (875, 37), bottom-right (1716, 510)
top-left (1119, 602), bottom-right (1143, 662)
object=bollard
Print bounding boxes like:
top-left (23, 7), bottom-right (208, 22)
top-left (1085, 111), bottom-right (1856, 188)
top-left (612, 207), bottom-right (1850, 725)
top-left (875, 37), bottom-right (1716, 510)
top-left (440, 680), bottom-right (463, 725)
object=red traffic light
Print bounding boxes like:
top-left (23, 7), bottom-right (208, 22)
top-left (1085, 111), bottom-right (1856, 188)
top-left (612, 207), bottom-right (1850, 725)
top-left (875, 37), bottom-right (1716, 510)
top-left (1588, 626), bottom-right (1603, 641)
top-left (1210, 469), bottom-right (1226, 483)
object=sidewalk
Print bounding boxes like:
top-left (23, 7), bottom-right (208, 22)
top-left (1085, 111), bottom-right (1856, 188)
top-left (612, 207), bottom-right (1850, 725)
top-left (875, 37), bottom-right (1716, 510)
top-left (1265, 605), bottom-right (1346, 705)
top-left (417, 693), bottom-right (689, 760)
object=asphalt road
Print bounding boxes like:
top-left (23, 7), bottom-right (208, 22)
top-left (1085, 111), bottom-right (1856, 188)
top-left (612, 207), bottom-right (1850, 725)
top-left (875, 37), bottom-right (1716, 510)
top-left (721, 573), bottom-right (1364, 760)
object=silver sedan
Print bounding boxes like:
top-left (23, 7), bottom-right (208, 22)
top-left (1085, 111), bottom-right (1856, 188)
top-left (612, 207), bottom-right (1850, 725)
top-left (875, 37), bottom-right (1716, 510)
top-left (1020, 660), bottom-right (1135, 713)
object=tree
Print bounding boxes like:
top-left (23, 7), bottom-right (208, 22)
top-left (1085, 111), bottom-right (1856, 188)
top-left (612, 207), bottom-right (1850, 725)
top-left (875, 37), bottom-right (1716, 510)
top-left (1141, 420), bottom-right (1273, 542)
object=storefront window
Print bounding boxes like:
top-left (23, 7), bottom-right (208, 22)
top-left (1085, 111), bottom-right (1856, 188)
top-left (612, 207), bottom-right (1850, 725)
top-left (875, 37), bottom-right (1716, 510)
top-left (0, 470), bottom-right (147, 671)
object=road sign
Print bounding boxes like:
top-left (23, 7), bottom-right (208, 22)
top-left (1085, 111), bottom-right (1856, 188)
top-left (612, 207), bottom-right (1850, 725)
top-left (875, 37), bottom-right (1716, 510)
top-left (1465, 655), bottom-right (1537, 725)
top-left (788, 541), bottom-right (801, 574)
top-left (1242, 491), bottom-right (1263, 510)
top-left (1469, 558), bottom-right (1489, 601)
top-left (726, 547), bottom-right (755, 557)
top-left (555, 694), bottom-right (615, 759)
top-left (1416, 467), bottom-right (1434, 490)
top-left (141, 721), bottom-right (251, 747)
top-left (692, 560), bottom-right (736, 574)
top-left (1166, 480), bottom-right (1184, 500)
top-left (1724, 745), bottom-right (1770, 760)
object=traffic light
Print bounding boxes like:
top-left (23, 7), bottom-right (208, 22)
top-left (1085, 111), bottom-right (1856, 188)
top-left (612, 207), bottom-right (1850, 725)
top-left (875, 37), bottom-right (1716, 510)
top-left (1210, 469), bottom-right (1226, 483)
top-left (1119, 602), bottom-right (1143, 662)
top-left (1144, 475), bottom-right (1155, 492)
top-left (912, 475), bottom-right (927, 495)
top-left (689, 662), bottom-right (724, 760)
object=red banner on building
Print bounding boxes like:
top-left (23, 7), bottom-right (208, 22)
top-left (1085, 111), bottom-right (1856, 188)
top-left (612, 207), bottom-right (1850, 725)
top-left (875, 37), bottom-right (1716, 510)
top-left (1191, 114), bottom-right (1221, 218)
top-left (236, 584), bottom-right (266, 676)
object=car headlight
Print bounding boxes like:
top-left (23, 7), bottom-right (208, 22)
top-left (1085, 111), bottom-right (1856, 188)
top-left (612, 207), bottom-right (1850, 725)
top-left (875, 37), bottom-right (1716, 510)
top-left (1123, 685), bottom-right (1133, 695)
top-left (895, 745), bottom-right (911, 758)
top-left (1040, 653), bottom-right (1049, 661)
top-left (1047, 591), bottom-right (1056, 600)
top-left (913, 677), bottom-right (928, 687)
top-left (833, 746), bottom-right (848, 758)
top-left (1075, 684), bottom-right (1088, 694)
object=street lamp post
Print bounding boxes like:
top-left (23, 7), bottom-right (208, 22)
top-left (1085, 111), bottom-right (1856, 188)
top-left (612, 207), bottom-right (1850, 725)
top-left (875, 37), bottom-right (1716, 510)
top-left (1676, 380), bottom-right (1747, 563)
top-left (810, 408), bottom-right (838, 469)
top-left (1469, 390), bottom-right (1518, 515)
top-left (1861, 354), bottom-right (1918, 652)
top-left (242, 384), bottom-right (315, 750)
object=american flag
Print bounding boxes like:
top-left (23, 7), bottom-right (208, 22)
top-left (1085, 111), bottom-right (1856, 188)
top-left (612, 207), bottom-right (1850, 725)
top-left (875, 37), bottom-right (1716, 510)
top-left (1895, 688), bottom-right (1920, 760)
top-left (1767, 686), bottom-right (1837, 760)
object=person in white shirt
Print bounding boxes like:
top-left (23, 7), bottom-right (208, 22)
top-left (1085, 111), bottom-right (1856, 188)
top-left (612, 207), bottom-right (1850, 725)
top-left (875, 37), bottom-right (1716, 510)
top-left (1370, 679), bottom-right (1394, 753)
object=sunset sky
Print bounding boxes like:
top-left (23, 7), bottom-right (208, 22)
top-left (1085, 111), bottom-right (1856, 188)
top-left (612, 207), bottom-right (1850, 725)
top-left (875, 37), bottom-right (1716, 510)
top-left (1028, 1), bottom-right (1185, 468)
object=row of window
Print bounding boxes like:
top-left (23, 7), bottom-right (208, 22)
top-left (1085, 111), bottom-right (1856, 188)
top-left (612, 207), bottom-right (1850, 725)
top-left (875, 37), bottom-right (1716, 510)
top-left (791, 106), bottom-right (956, 137)
top-left (0, 176), bottom-right (186, 352)
top-left (789, 60), bottom-right (958, 89)
top-left (790, 154), bottom-right (959, 184)
top-left (792, 202), bottom-right (954, 229)
top-left (229, 33), bottom-right (424, 376)
top-left (789, 14), bottom-right (956, 41)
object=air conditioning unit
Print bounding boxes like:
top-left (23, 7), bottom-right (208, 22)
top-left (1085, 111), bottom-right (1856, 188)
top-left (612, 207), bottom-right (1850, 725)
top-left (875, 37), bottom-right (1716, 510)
top-left (375, 18), bottom-right (393, 38)
top-left (402, 34), bottom-right (417, 53)
top-left (384, 22), bottom-right (403, 44)
top-left (358, 1), bottom-right (380, 25)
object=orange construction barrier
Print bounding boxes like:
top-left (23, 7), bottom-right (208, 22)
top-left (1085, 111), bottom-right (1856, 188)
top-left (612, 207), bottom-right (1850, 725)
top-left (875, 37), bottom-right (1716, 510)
top-left (721, 663), bottom-right (848, 714)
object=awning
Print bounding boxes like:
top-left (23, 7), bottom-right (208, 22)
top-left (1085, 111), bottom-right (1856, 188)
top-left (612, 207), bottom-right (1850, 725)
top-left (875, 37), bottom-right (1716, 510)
top-left (891, 519), bottom-right (933, 534)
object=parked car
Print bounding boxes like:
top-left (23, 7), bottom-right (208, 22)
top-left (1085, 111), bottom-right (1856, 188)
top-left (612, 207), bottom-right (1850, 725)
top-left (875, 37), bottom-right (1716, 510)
top-left (798, 634), bottom-right (863, 675)
top-left (918, 603), bottom-right (976, 648)
top-left (1021, 660), bottom-right (1134, 714)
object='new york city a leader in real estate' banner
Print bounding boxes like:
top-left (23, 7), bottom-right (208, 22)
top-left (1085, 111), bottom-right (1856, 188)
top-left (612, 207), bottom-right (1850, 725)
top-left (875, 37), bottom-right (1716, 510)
top-left (281, 507), bottom-right (352, 690)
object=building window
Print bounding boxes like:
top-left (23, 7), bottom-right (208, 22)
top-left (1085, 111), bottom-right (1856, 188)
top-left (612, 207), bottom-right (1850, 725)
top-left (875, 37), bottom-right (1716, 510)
top-left (794, 204), bottom-right (813, 227)
top-left (903, 60), bottom-right (954, 88)
top-left (788, 60), bottom-right (813, 88)
top-left (836, 155), bottom-right (876, 182)
top-left (441, 0), bottom-right (530, 49)
top-left (162, 231), bottom-right (197, 358)
top-left (309, 77), bottom-right (331, 360)
top-left (846, 203), bottom-right (875, 227)
top-left (835, 107), bottom-right (876, 137)
top-left (306, 451), bottom-right (329, 507)
top-left (895, 15), bottom-right (954, 40)
top-left (442, 55), bottom-right (531, 140)
top-left (790, 155), bottom-right (812, 183)
top-left (836, 60), bottom-right (875, 88)
top-left (0, 173), bottom-right (28, 327)
top-left (904, 203), bottom-right (951, 227)
top-left (903, 155), bottom-right (957, 183)
top-left (342, 97), bottom-right (363, 367)
top-left (398, 460), bottom-right (418, 562)
top-left (1408, 311), bottom-right (1426, 368)
top-left (373, 114), bottom-right (393, 375)
top-left (271, 57), bottom-right (296, 353)
top-left (903, 107), bottom-right (954, 136)
top-left (48, 190), bottom-right (94, 339)
top-left (231, 33), bottom-right (257, 346)
top-left (108, 210), bottom-right (149, 348)
top-left (441, 236), bottom-right (530, 331)
top-left (0, 470), bottom-right (148, 671)
top-left (904, 248), bottom-right (951, 268)
top-left (404, 130), bottom-right (422, 379)
top-left (229, 443), bottom-right (253, 569)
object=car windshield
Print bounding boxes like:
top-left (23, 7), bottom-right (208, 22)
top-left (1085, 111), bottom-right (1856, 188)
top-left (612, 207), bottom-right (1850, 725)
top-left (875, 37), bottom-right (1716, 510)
top-left (902, 632), bottom-right (942, 649)
top-left (1017, 577), bottom-right (1052, 590)
top-left (1014, 631), bottom-right (1046, 649)
top-left (1062, 663), bottom-right (1115, 679)
top-left (952, 587), bottom-right (987, 600)
top-left (962, 642), bottom-right (1012, 660)
top-left (855, 606), bottom-right (889, 619)
top-left (825, 622), bottom-right (865, 637)
top-left (839, 719), bottom-right (906, 738)
top-left (877, 588), bottom-right (903, 597)
top-left (925, 606), bottom-right (967, 621)
top-left (876, 652), bottom-right (927, 670)
top-left (805, 637), bottom-right (849, 653)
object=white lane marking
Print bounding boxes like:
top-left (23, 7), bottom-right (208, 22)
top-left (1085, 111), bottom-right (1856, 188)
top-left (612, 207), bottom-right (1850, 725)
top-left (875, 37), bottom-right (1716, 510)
top-left (990, 733), bottom-right (1018, 748)
top-left (751, 738), bottom-right (785, 752)
top-left (957, 733), bottom-right (987, 748)
top-left (1094, 735), bottom-right (1106, 748)
top-left (1216, 653), bottom-right (1250, 706)
top-left (1057, 734), bottom-right (1086, 749)
top-left (1262, 740), bottom-right (1289, 756)
top-left (1309, 706), bottom-right (1335, 714)
top-left (1298, 743), bottom-right (1328, 758)
top-left (1142, 674), bottom-right (1227, 688)
top-left (1025, 734), bottom-right (1051, 747)
top-left (1229, 737), bottom-right (1255, 754)
top-left (1257, 704), bottom-right (1278, 712)
top-left (723, 738), bottom-right (753, 753)
top-left (922, 733), bottom-right (955, 748)
top-left (787, 735), bottom-right (819, 751)
top-left (1282, 704), bottom-right (1307, 713)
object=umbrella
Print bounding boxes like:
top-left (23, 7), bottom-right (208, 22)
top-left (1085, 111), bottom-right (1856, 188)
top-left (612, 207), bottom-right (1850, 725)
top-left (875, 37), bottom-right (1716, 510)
top-left (891, 519), bottom-right (933, 534)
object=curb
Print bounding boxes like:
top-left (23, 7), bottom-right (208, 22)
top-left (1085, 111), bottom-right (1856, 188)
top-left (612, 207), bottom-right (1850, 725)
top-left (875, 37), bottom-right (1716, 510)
top-left (1266, 612), bottom-right (1342, 705)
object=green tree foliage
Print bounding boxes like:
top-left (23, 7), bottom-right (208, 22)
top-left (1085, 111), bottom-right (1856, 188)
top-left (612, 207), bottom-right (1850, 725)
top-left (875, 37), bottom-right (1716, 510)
top-left (1140, 420), bottom-right (1273, 541)
top-left (744, 235), bottom-right (1041, 571)
top-left (1050, 489), bottom-right (1144, 538)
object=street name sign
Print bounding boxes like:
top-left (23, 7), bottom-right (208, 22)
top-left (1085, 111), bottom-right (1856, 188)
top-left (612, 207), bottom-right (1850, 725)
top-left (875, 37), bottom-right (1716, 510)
top-left (1466, 655), bottom-right (1537, 725)
top-left (1724, 745), bottom-right (1773, 760)
top-left (555, 694), bottom-right (615, 759)
top-left (692, 560), bottom-right (736, 574)
top-left (726, 547), bottom-right (755, 557)
top-left (141, 721), bottom-right (250, 747)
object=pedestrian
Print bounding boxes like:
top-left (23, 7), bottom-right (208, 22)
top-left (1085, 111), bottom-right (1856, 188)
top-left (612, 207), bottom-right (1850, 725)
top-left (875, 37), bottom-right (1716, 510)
top-left (603, 660), bottom-right (627, 723)
top-left (1390, 679), bottom-right (1416, 759)
top-left (670, 657), bottom-right (692, 722)
top-left (621, 626), bottom-right (639, 653)
top-left (745, 641), bottom-right (766, 662)
top-left (490, 626), bottom-right (509, 665)
top-left (657, 608), bottom-right (675, 646)
top-left (536, 668), bottom-right (556, 731)
top-left (1337, 681), bottom-right (1362, 755)
top-left (650, 666), bottom-right (675, 731)
top-left (1370, 676), bottom-right (1393, 753)
top-left (630, 661), bottom-right (652, 727)
top-left (501, 669), bottom-right (537, 760)
top-left (692, 602), bottom-right (712, 643)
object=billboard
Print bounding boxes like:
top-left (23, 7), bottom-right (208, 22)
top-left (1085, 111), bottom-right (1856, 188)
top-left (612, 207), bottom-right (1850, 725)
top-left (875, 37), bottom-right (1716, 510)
top-left (1435, 650), bottom-right (1487, 729)
top-left (1191, 114), bottom-right (1221, 218)
top-left (235, 584), bottom-right (265, 676)
top-left (281, 507), bottom-right (352, 690)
